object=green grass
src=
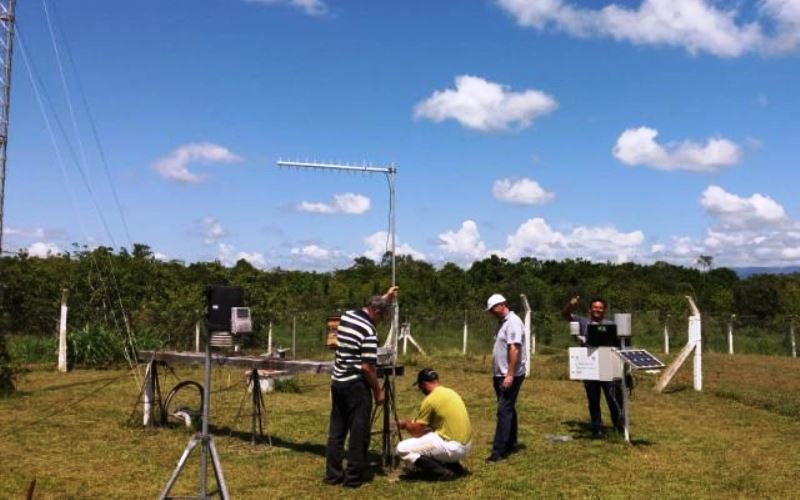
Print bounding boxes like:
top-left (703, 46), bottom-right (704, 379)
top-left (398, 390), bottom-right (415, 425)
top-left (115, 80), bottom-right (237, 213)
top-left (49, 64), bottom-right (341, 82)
top-left (0, 352), bottom-right (798, 498)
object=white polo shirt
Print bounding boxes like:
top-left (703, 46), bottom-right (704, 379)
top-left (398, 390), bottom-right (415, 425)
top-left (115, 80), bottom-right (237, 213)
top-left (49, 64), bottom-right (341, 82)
top-left (492, 310), bottom-right (527, 377)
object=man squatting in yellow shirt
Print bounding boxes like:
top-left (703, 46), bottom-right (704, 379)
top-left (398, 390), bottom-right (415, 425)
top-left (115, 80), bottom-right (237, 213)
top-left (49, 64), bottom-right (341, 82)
top-left (396, 368), bottom-right (472, 481)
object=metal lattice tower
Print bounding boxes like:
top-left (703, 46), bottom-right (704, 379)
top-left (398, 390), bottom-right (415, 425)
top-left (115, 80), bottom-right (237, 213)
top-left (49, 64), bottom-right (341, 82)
top-left (0, 0), bottom-right (16, 255)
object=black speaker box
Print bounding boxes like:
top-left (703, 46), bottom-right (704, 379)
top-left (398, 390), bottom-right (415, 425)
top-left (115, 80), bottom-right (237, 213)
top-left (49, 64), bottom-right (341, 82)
top-left (205, 285), bottom-right (244, 332)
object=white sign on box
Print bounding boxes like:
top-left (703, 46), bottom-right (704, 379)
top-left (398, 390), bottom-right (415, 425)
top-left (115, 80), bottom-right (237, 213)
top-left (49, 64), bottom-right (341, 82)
top-left (569, 347), bottom-right (623, 381)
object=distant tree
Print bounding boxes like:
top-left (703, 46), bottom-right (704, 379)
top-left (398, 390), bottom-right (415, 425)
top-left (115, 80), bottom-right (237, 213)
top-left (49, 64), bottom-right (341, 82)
top-left (697, 255), bottom-right (714, 271)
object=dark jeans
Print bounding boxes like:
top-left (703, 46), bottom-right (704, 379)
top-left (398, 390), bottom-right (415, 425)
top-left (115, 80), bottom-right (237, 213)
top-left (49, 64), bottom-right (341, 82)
top-left (325, 379), bottom-right (373, 486)
top-left (583, 380), bottom-right (623, 431)
top-left (492, 375), bottom-right (525, 457)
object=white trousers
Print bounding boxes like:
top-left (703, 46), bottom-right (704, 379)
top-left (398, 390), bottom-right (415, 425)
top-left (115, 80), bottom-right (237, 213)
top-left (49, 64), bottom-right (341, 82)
top-left (396, 432), bottom-right (471, 464)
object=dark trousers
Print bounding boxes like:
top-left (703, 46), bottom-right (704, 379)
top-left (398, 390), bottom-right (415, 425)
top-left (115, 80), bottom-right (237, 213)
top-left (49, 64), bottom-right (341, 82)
top-left (325, 379), bottom-right (373, 486)
top-left (491, 375), bottom-right (525, 457)
top-left (583, 380), bottom-right (623, 431)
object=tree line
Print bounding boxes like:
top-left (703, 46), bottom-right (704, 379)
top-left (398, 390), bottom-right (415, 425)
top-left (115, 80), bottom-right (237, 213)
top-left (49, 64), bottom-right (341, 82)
top-left (2, 243), bottom-right (800, 348)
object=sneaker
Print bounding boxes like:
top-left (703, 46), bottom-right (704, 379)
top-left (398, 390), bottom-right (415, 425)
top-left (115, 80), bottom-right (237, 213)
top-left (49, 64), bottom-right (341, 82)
top-left (486, 454), bottom-right (504, 463)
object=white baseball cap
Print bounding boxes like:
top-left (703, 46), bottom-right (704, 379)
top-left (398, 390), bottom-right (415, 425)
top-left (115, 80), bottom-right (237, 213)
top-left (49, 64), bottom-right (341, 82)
top-left (485, 293), bottom-right (507, 311)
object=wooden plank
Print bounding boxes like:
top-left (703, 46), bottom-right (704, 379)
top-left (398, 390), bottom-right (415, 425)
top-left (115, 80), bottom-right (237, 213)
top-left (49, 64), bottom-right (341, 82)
top-left (137, 350), bottom-right (333, 375)
top-left (654, 341), bottom-right (694, 393)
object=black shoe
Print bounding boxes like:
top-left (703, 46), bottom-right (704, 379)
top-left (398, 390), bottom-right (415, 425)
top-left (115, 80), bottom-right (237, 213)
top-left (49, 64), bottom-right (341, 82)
top-left (486, 454), bottom-right (503, 463)
top-left (591, 428), bottom-right (606, 438)
top-left (415, 456), bottom-right (455, 481)
top-left (444, 461), bottom-right (467, 476)
top-left (507, 443), bottom-right (525, 455)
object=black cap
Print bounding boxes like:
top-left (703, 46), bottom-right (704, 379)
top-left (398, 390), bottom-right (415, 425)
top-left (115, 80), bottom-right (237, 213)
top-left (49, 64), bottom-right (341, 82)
top-left (415, 368), bottom-right (439, 387)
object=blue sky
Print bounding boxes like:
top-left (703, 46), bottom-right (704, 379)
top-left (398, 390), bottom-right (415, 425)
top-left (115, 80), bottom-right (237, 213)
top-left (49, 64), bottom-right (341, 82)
top-left (3, 0), bottom-right (800, 270)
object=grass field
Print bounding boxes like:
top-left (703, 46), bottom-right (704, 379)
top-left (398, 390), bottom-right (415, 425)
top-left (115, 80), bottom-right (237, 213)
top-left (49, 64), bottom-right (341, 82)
top-left (1, 352), bottom-right (798, 499)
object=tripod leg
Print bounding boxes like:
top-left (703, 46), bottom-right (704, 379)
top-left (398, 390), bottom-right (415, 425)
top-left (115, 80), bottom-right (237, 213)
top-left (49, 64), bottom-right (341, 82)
top-left (250, 369), bottom-right (260, 445)
top-left (382, 375), bottom-right (391, 469)
top-left (207, 438), bottom-right (230, 500)
top-left (158, 436), bottom-right (200, 500)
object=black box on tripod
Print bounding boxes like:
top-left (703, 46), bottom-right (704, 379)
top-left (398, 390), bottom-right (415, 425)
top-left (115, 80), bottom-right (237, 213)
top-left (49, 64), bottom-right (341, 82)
top-left (204, 285), bottom-right (244, 332)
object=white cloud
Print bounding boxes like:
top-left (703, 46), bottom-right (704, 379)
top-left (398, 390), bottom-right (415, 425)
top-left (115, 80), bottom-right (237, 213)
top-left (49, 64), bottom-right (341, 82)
top-left (492, 177), bottom-right (555, 205)
top-left (364, 231), bottom-right (426, 261)
top-left (153, 143), bottom-right (242, 183)
top-left (245, 0), bottom-right (327, 16)
top-left (26, 241), bottom-right (61, 257)
top-left (437, 220), bottom-right (487, 263)
top-left (700, 185), bottom-right (787, 228)
top-left (296, 193), bottom-right (371, 215)
top-left (217, 243), bottom-right (266, 269)
top-left (291, 244), bottom-right (331, 260)
top-left (502, 217), bottom-right (644, 262)
top-left (413, 75), bottom-right (557, 132)
top-left (496, 0), bottom-right (800, 58)
top-left (202, 217), bottom-right (228, 244)
top-left (4, 227), bottom-right (47, 238)
top-left (154, 252), bottom-right (169, 261)
top-left (650, 186), bottom-right (800, 266)
top-left (613, 127), bottom-right (742, 172)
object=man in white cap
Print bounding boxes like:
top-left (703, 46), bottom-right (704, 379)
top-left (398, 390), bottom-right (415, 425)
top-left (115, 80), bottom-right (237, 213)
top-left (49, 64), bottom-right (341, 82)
top-left (485, 293), bottom-right (527, 462)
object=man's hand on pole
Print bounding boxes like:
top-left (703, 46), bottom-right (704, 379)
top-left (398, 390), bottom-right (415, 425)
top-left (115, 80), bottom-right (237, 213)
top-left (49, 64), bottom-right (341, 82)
top-left (383, 286), bottom-right (399, 302)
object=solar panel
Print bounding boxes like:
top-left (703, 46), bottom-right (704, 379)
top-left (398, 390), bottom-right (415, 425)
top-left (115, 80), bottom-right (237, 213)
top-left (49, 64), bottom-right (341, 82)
top-left (616, 349), bottom-right (665, 370)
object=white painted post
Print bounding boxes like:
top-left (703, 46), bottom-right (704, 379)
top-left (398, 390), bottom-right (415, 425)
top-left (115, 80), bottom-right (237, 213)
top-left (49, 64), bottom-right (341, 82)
top-left (143, 361), bottom-right (153, 426)
top-left (402, 323), bottom-right (408, 355)
top-left (693, 317), bottom-right (702, 391)
top-left (728, 314), bottom-right (735, 355)
top-left (790, 317), bottom-right (796, 359)
top-left (520, 294), bottom-right (532, 377)
top-left (292, 316), bottom-right (297, 360)
top-left (686, 297), bottom-right (703, 392)
top-left (664, 315), bottom-right (670, 355)
top-left (195, 320), bottom-right (201, 352)
top-left (462, 310), bottom-right (468, 355)
top-left (57, 289), bottom-right (68, 373)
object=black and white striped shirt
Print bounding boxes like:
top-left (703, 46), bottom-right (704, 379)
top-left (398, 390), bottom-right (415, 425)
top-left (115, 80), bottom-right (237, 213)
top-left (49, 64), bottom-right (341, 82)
top-left (331, 309), bottom-right (378, 383)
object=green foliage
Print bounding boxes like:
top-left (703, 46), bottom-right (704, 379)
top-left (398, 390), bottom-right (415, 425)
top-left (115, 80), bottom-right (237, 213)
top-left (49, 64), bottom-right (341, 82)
top-left (7, 335), bottom-right (56, 364)
top-left (2, 247), bottom-right (800, 365)
top-left (0, 333), bottom-right (15, 395)
top-left (272, 376), bottom-right (301, 393)
top-left (67, 325), bottom-right (130, 367)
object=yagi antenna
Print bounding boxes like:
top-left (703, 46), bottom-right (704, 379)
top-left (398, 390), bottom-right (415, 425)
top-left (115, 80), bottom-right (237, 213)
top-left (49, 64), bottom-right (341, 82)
top-left (276, 159), bottom-right (400, 352)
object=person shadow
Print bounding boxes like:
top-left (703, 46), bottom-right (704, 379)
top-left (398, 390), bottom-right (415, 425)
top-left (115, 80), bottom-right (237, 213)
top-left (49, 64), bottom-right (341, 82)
top-left (562, 420), bottom-right (654, 446)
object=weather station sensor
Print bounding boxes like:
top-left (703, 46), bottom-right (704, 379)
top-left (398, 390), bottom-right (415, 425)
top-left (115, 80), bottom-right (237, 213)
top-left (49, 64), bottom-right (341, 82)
top-left (231, 307), bottom-right (252, 335)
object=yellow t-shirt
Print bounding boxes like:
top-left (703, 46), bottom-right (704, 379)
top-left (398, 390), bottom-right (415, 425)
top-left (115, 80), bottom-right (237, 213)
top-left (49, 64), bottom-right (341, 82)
top-left (415, 386), bottom-right (472, 444)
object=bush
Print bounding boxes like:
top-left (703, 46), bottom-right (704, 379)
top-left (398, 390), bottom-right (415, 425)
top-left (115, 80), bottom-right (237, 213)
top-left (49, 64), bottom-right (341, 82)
top-left (0, 333), bottom-right (16, 395)
top-left (8, 335), bottom-right (56, 364)
top-left (68, 325), bottom-right (130, 367)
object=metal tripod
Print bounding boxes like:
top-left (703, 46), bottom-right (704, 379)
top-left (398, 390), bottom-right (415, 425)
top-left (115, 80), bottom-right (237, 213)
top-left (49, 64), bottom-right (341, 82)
top-left (231, 367), bottom-right (271, 446)
top-left (370, 367), bottom-right (403, 470)
top-left (159, 333), bottom-right (229, 500)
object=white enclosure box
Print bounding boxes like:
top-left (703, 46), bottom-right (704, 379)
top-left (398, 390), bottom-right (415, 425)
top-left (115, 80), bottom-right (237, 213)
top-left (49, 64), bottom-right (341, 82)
top-left (569, 347), bottom-right (623, 381)
top-left (230, 307), bottom-right (252, 334)
top-left (614, 313), bottom-right (632, 337)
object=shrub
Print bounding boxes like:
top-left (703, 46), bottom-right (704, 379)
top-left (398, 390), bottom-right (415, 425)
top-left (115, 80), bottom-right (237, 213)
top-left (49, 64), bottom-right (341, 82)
top-left (0, 333), bottom-right (16, 395)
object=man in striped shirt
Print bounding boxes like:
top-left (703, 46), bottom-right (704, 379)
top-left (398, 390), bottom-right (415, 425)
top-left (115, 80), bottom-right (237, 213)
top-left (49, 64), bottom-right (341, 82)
top-left (325, 285), bottom-right (398, 488)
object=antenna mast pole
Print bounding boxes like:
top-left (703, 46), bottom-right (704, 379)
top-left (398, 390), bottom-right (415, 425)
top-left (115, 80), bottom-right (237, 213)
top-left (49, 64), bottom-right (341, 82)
top-left (0, 0), bottom-right (17, 255)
